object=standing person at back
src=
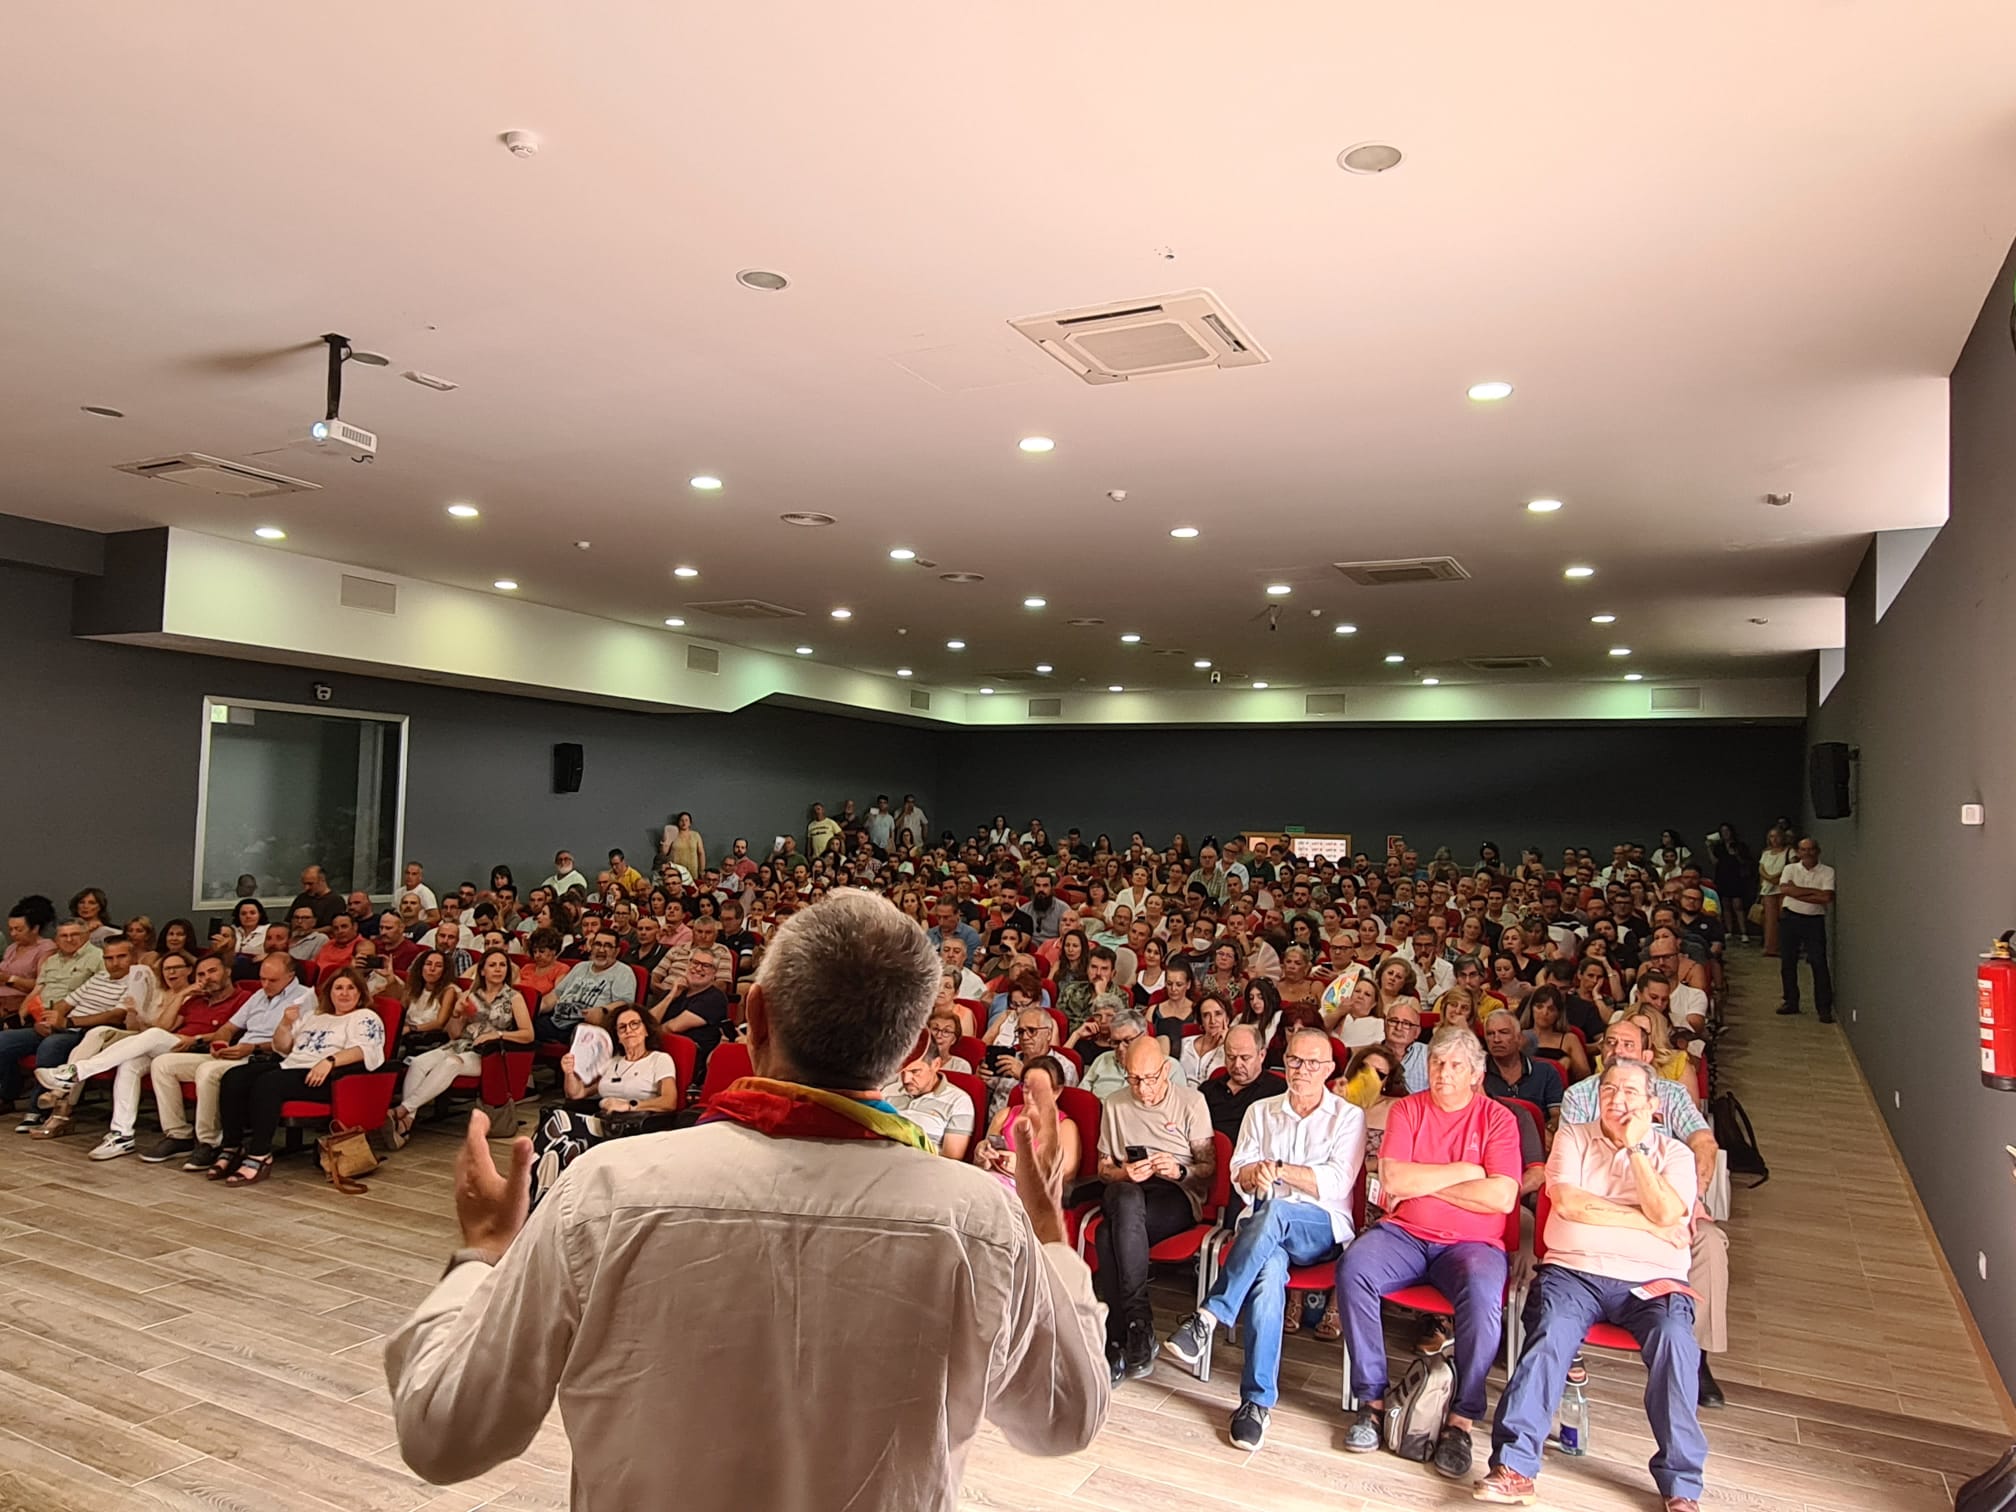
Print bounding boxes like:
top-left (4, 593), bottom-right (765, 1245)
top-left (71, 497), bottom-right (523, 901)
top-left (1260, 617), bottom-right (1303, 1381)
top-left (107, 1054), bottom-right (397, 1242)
top-left (386, 889), bottom-right (1108, 1510)
top-left (1774, 837), bottom-right (1836, 1023)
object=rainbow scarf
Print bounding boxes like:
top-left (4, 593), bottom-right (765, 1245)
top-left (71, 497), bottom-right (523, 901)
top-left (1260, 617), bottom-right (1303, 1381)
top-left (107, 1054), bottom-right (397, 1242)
top-left (702, 1076), bottom-right (937, 1155)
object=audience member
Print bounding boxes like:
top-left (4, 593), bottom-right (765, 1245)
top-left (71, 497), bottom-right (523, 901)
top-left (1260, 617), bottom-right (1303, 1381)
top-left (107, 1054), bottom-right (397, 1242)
top-left (529, 1004), bottom-right (684, 1206)
top-left (146, 951), bottom-right (312, 1170)
top-left (390, 947), bottom-right (534, 1146)
top-left (1081, 1004), bottom-right (1188, 1100)
top-left (881, 1043), bottom-right (975, 1160)
top-left (9, 925), bottom-right (138, 1132)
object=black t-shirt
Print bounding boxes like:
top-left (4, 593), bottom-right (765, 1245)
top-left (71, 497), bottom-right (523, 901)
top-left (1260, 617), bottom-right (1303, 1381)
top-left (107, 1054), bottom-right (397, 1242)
top-left (1201, 1074), bottom-right (1274, 1146)
top-left (290, 890), bottom-right (344, 928)
top-left (631, 943), bottom-right (672, 979)
top-left (673, 985), bottom-right (731, 1063)
top-left (719, 930), bottom-right (761, 979)
top-left (1563, 994), bottom-right (1608, 1041)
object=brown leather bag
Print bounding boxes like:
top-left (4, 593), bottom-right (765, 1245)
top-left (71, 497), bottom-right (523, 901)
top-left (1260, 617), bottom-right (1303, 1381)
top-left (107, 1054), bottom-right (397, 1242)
top-left (318, 1121), bottom-right (380, 1194)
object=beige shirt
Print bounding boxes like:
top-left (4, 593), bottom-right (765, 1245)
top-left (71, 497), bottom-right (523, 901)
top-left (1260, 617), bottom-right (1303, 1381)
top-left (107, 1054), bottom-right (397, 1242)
top-left (1542, 1118), bottom-right (1697, 1284)
top-left (1096, 1083), bottom-right (1217, 1216)
top-left (386, 1123), bottom-right (1108, 1511)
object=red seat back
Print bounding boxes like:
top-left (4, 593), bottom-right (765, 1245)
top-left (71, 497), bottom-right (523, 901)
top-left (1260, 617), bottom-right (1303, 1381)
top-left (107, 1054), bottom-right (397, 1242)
top-left (629, 963), bottom-right (650, 1004)
top-left (661, 1032), bottom-right (698, 1110)
top-left (699, 1041), bottom-right (753, 1107)
top-left (953, 1035), bottom-right (988, 1069)
top-left (373, 996), bottom-right (405, 1055)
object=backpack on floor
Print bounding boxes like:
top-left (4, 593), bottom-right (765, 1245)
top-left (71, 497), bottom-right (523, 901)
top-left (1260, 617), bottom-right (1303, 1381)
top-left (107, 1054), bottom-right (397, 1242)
top-left (1709, 1092), bottom-right (1769, 1187)
top-left (1955, 1443), bottom-right (2016, 1512)
top-left (1382, 1351), bottom-right (1454, 1461)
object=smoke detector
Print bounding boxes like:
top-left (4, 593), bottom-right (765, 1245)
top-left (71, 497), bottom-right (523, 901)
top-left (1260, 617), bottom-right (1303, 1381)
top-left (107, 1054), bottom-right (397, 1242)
top-left (500, 130), bottom-right (540, 158)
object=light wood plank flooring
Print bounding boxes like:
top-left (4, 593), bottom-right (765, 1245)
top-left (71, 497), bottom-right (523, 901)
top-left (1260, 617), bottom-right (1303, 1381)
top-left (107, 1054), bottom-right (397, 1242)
top-left (0, 946), bottom-right (2006, 1511)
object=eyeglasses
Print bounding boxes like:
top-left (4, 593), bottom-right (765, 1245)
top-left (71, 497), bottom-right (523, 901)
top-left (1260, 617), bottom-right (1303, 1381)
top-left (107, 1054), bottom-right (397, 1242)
top-left (1282, 1055), bottom-right (1333, 1073)
top-left (1124, 1068), bottom-right (1168, 1086)
top-left (1386, 1019), bottom-right (1421, 1033)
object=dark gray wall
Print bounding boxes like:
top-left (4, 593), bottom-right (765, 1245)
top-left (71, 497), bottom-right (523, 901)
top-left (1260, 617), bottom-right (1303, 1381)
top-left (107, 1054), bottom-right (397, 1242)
top-left (0, 562), bottom-right (940, 924)
top-left (1803, 238), bottom-right (2016, 1397)
top-left (940, 723), bottom-right (1801, 863)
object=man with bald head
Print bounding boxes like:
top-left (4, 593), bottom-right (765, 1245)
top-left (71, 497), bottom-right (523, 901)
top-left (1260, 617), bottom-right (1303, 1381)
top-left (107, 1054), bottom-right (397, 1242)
top-left (1093, 1034), bottom-right (1216, 1382)
top-left (1164, 1028), bottom-right (1364, 1449)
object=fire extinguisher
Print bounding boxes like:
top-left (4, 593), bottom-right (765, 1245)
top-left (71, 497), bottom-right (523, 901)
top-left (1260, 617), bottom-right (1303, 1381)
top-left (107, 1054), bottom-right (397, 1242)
top-left (1978, 933), bottom-right (2016, 1091)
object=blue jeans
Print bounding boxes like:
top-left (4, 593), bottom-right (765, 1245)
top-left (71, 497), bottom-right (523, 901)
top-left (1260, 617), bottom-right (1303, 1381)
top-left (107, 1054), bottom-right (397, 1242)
top-left (1338, 1220), bottom-right (1508, 1419)
top-left (1201, 1199), bottom-right (1342, 1408)
top-left (0, 1027), bottom-right (81, 1102)
top-left (1490, 1263), bottom-right (1705, 1499)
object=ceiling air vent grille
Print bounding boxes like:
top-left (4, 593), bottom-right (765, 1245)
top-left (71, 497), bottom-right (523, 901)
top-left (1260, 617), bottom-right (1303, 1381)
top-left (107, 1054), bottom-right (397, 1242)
top-left (113, 452), bottom-right (320, 499)
top-left (1333, 557), bottom-right (1470, 587)
top-left (1027, 697), bottom-right (1062, 718)
top-left (682, 599), bottom-right (804, 620)
top-left (1009, 287), bottom-right (1269, 385)
top-left (1649, 686), bottom-right (1703, 712)
top-left (685, 645), bottom-right (720, 675)
top-left (1463, 655), bottom-right (1550, 673)
top-left (338, 575), bottom-right (396, 614)
top-left (908, 689), bottom-right (931, 712)
top-left (1305, 693), bottom-right (1348, 716)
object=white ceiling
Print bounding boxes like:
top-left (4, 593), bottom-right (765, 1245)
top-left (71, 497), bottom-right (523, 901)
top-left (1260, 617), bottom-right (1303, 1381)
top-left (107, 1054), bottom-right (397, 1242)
top-left (4, 1), bottom-right (2009, 700)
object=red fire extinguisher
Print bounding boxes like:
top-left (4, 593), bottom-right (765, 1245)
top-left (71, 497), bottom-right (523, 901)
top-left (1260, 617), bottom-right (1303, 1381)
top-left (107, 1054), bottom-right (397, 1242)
top-left (1978, 933), bottom-right (2016, 1091)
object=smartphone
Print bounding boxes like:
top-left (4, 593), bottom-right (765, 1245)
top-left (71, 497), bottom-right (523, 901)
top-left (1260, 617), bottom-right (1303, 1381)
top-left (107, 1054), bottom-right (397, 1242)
top-left (1125, 1144), bottom-right (1148, 1164)
top-left (987, 1133), bottom-right (1009, 1151)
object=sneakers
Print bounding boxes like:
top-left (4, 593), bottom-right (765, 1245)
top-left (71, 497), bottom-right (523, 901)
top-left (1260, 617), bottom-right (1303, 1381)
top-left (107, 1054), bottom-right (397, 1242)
top-left (141, 1134), bottom-right (196, 1163)
top-left (1162, 1311), bottom-right (1214, 1369)
top-left (1228, 1402), bottom-right (1269, 1451)
top-left (15, 1110), bottom-right (46, 1133)
top-left (34, 1064), bottom-right (80, 1097)
top-left (1342, 1406), bottom-right (1382, 1452)
top-left (89, 1133), bottom-right (135, 1161)
top-left (180, 1142), bottom-right (220, 1172)
top-left (1123, 1319), bottom-right (1157, 1381)
top-left (1106, 1342), bottom-right (1127, 1385)
top-left (1473, 1465), bottom-right (1538, 1504)
top-left (1430, 1423), bottom-right (1475, 1480)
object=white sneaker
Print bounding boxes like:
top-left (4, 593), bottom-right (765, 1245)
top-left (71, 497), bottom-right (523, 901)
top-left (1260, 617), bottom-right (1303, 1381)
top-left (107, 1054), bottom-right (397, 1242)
top-left (34, 1065), bottom-right (80, 1095)
top-left (89, 1133), bottom-right (135, 1161)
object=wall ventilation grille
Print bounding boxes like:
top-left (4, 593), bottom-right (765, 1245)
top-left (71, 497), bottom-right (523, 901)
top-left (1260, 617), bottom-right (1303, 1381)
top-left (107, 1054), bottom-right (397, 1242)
top-left (1008, 287), bottom-right (1269, 385)
top-left (338, 574), bottom-right (397, 615)
top-left (1305, 693), bottom-right (1348, 716)
top-left (908, 689), bottom-right (931, 712)
top-left (1333, 556), bottom-right (1470, 586)
top-left (685, 645), bottom-right (720, 675)
top-left (1649, 685), bottom-right (1703, 712)
top-left (1027, 697), bottom-right (1062, 718)
top-left (682, 599), bottom-right (804, 620)
top-left (1462, 655), bottom-right (1550, 672)
top-left (113, 452), bottom-right (321, 499)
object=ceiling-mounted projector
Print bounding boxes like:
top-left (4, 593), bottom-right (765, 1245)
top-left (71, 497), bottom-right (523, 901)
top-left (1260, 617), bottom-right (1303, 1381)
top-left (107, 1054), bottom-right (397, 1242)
top-left (309, 417), bottom-right (377, 457)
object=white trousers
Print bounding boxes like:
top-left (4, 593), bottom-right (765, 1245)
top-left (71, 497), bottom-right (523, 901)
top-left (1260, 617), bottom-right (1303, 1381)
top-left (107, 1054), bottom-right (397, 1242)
top-left (398, 1046), bottom-right (483, 1115)
top-left (66, 1027), bottom-right (185, 1137)
top-left (149, 1052), bottom-right (236, 1144)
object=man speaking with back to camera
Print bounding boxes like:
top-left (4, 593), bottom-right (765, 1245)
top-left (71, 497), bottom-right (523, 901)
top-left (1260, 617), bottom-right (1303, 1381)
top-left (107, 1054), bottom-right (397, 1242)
top-left (384, 888), bottom-right (1109, 1510)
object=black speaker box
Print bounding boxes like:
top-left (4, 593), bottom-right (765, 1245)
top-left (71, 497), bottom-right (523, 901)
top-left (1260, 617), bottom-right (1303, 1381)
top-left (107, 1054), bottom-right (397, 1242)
top-left (1809, 741), bottom-right (1851, 819)
top-left (552, 742), bottom-right (584, 794)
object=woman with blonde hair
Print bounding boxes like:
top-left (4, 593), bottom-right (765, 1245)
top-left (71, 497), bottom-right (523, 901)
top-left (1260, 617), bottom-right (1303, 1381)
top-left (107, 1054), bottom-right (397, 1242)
top-left (1374, 956), bottom-right (1421, 1020)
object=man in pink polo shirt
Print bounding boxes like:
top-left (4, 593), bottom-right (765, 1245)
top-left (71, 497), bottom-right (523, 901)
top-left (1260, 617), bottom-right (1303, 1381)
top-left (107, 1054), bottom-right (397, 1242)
top-left (1339, 1025), bottom-right (1521, 1479)
top-left (1475, 1058), bottom-right (1706, 1511)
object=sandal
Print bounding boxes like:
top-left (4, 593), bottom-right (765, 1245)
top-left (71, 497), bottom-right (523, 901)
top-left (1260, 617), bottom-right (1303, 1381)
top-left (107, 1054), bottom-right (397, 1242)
top-left (29, 1113), bottom-right (73, 1140)
top-left (1316, 1302), bottom-right (1343, 1341)
top-left (386, 1108), bottom-right (414, 1150)
top-left (205, 1147), bottom-right (243, 1181)
top-left (224, 1154), bottom-right (274, 1187)
top-left (1283, 1305), bottom-right (1302, 1334)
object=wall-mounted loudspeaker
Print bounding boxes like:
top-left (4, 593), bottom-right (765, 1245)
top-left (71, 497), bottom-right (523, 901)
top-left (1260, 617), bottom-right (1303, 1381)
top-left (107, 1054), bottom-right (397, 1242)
top-left (1809, 741), bottom-right (1852, 820)
top-left (552, 742), bottom-right (584, 794)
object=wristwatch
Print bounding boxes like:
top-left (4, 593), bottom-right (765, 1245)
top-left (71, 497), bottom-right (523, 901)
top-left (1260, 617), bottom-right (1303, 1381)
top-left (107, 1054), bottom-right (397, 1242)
top-left (442, 1246), bottom-right (500, 1276)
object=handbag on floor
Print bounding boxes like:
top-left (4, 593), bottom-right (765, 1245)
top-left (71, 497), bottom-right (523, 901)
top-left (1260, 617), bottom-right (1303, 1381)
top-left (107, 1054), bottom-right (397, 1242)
top-left (318, 1120), bottom-right (381, 1194)
top-left (1955, 1443), bottom-right (2016, 1511)
top-left (1709, 1091), bottom-right (1769, 1187)
top-left (1382, 1350), bottom-right (1455, 1461)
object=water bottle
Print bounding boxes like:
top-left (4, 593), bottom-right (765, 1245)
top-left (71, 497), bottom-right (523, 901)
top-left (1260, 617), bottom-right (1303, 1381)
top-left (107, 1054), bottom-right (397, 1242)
top-left (1553, 1356), bottom-right (1590, 1456)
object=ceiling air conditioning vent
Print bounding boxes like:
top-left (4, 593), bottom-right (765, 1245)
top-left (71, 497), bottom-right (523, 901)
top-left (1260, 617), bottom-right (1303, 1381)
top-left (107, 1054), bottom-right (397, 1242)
top-left (1027, 697), bottom-right (1062, 718)
top-left (113, 452), bottom-right (320, 499)
top-left (1463, 655), bottom-right (1550, 673)
top-left (908, 689), bottom-right (931, 712)
top-left (1333, 557), bottom-right (1470, 587)
top-left (685, 645), bottom-right (720, 675)
top-left (682, 599), bottom-right (804, 620)
top-left (338, 575), bottom-right (396, 614)
top-left (1649, 685), bottom-right (1703, 712)
top-left (1009, 287), bottom-right (1269, 385)
top-left (1305, 693), bottom-right (1348, 716)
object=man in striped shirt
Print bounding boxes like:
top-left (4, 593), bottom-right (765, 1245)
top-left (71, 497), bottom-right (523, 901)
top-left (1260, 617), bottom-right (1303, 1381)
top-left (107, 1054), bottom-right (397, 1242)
top-left (14, 931), bottom-right (152, 1133)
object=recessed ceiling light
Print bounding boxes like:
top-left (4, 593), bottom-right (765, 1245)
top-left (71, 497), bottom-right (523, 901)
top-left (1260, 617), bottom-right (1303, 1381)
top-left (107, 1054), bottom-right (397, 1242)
top-left (1608, 647), bottom-right (1632, 657)
top-left (446, 503), bottom-right (480, 519)
top-left (737, 269), bottom-right (790, 292)
top-left (1035, 664), bottom-right (1053, 674)
top-left (1590, 613), bottom-right (1617, 624)
top-left (1748, 616), bottom-right (1770, 625)
top-left (1120, 633), bottom-right (1142, 643)
top-left (663, 617), bottom-right (685, 628)
top-left (1252, 681), bottom-right (1270, 690)
top-left (979, 687), bottom-right (995, 695)
top-left (1066, 617), bottom-right (1104, 627)
top-left (673, 565), bottom-right (700, 578)
top-left (80, 405), bottom-right (124, 418)
top-left (896, 668), bottom-right (913, 677)
top-left (939, 571), bottom-right (986, 584)
top-left (347, 350), bottom-right (391, 367)
top-left (1338, 142), bottom-right (1404, 174)
top-left (830, 608), bottom-right (852, 620)
top-left (689, 475), bottom-right (723, 492)
top-left (1333, 623), bottom-right (1358, 636)
top-left (1018, 436), bottom-right (1055, 454)
top-left (1169, 526), bottom-right (1200, 539)
top-left (1265, 584), bottom-right (1292, 596)
top-left (253, 526), bottom-right (287, 541)
top-left (1193, 659), bottom-right (1212, 670)
top-left (1624, 672), bottom-right (1644, 682)
top-left (1023, 597), bottom-right (1047, 609)
top-left (1421, 677), bottom-right (1441, 686)
top-left (946, 639), bottom-right (965, 650)
top-left (779, 512), bottom-right (837, 528)
top-left (1563, 565), bottom-right (1596, 579)
top-left (1384, 653), bottom-right (1405, 664)
top-left (1108, 685), bottom-right (1124, 693)
top-left (1467, 381), bottom-right (1514, 402)
top-left (794, 646), bottom-right (814, 656)
top-left (492, 578), bottom-right (517, 591)
top-left (1525, 498), bottom-right (1563, 513)
top-left (888, 547), bottom-right (916, 561)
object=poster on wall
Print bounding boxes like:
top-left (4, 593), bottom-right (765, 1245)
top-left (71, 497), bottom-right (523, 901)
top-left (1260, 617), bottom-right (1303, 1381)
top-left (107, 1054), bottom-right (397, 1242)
top-left (1246, 830), bottom-right (1353, 863)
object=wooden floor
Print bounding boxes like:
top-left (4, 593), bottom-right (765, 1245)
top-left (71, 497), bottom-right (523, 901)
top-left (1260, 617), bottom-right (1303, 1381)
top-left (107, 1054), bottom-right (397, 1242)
top-left (0, 947), bottom-right (2007, 1511)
